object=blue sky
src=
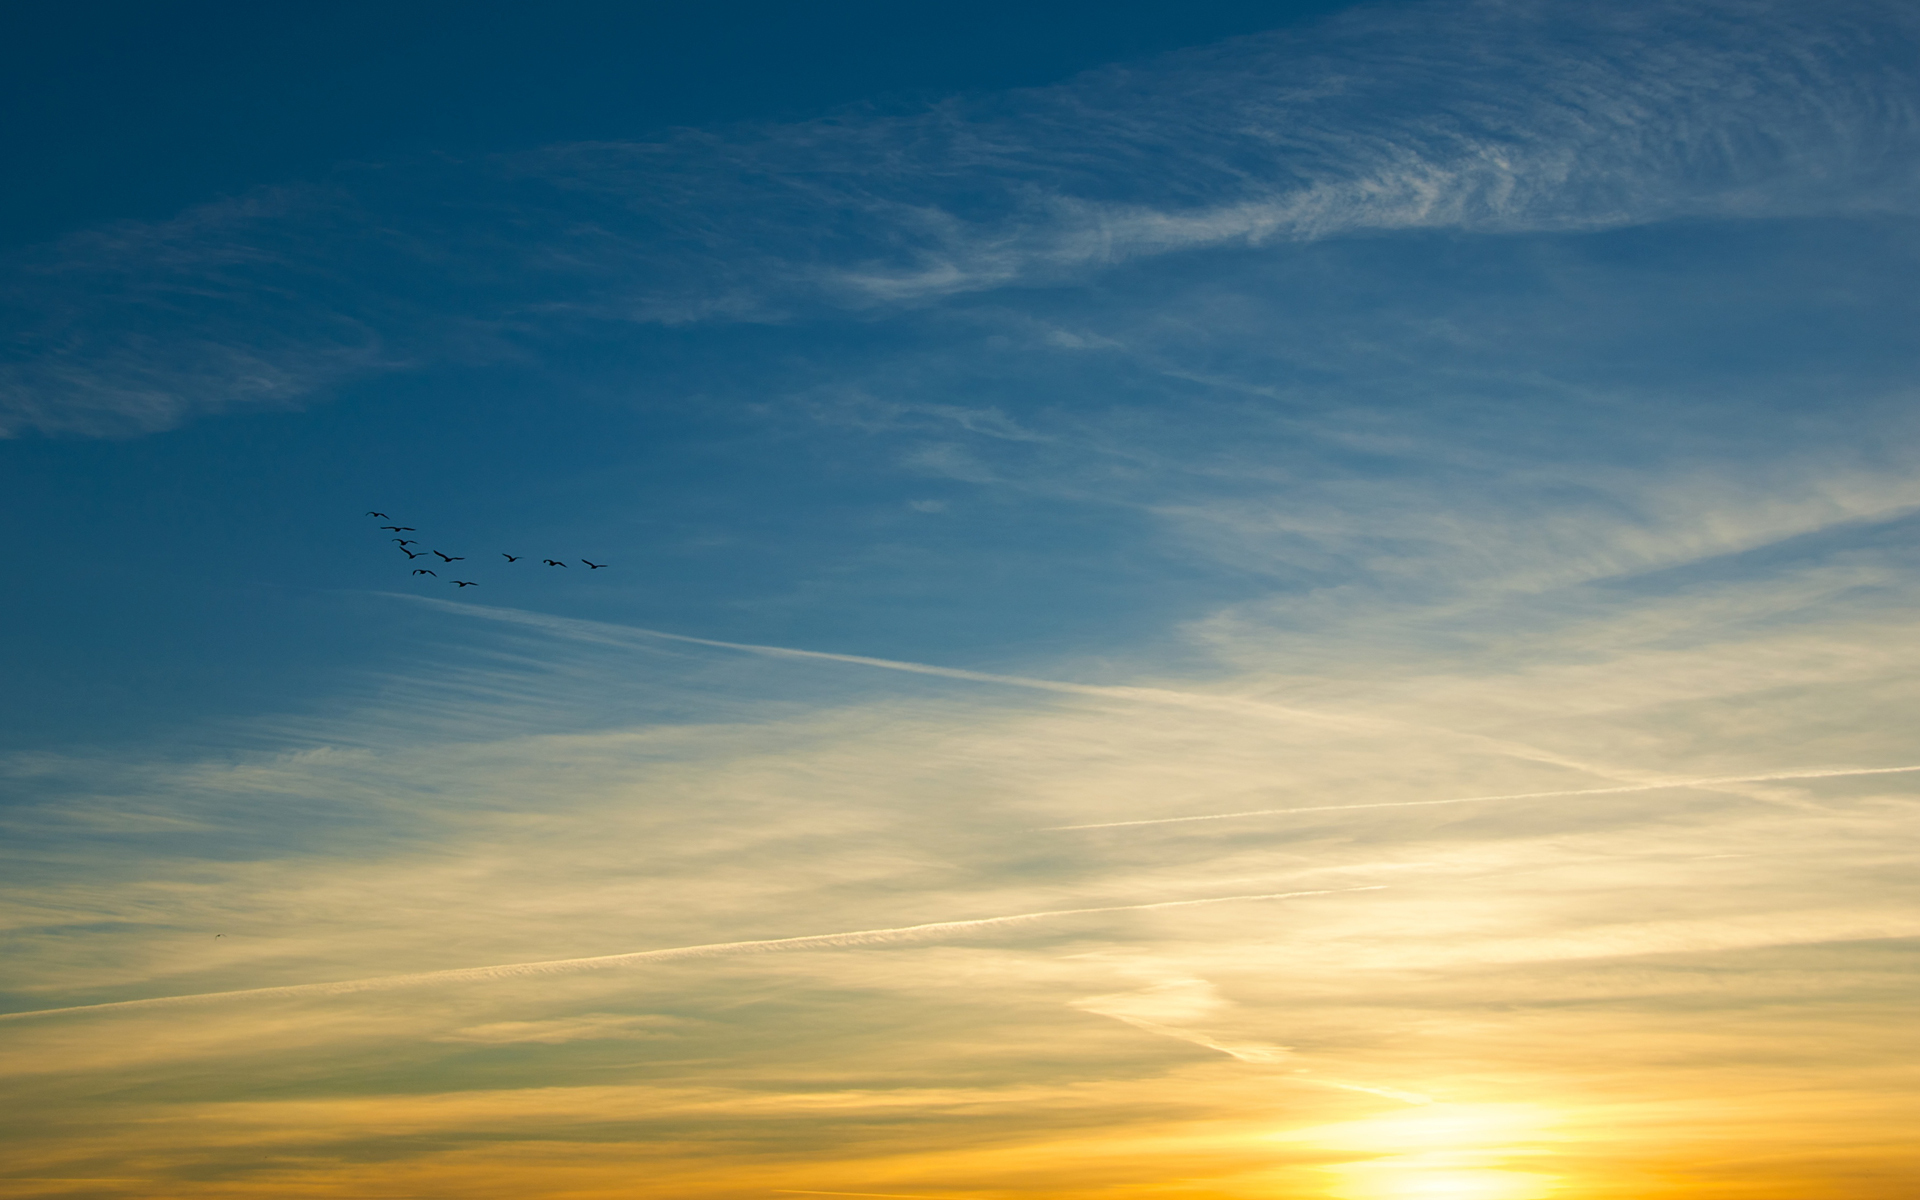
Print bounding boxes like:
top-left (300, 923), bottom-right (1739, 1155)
top-left (2, 0), bottom-right (1376, 749)
top-left (4, 3), bottom-right (1920, 1198)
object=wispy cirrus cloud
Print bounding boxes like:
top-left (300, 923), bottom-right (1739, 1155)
top-left (5, 0), bottom-right (1918, 437)
top-left (3, 580), bottom-right (1915, 1192)
top-left (7, 3), bottom-right (1920, 1195)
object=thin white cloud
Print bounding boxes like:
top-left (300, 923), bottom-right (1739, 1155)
top-left (6, 7), bottom-right (1918, 1189)
top-left (384, 595), bottom-right (1733, 792)
top-left (437, 1012), bottom-right (689, 1044)
top-left (6, 0), bottom-right (1918, 435)
top-left (5, 552), bottom-right (1916, 1189)
top-left (1048, 764), bottom-right (1920, 830)
top-left (1070, 975), bottom-right (1434, 1103)
top-left (0, 888), bottom-right (1379, 1022)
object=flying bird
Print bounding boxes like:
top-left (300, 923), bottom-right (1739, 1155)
top-left (366, 512), bottom-right (389, 519)
top-left (582, 560), bottom-right (607, 569)
top-left (413, 569), bottom-right (437, 576)
top-left (543, 559), bottom-right (566, 566)
top-left (380, 526), bottom-right (415, 532)
top-left (452, 580), bottom-right (478, 587)
top-left (502, 553), bottom-right (521, 562)
top-left (392, 538), bottom-right (418, 546)
top-left (400, 548), bottom-right (423, 559)
top-left (433, 551), bottom-right (463, 562)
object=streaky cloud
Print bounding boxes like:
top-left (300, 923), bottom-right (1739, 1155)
top-left (389, 595), bottom-right (1729, 791)
top-left (6, 0), bottom-right (1918, 436)
top-left (389, 593), bottom-right (1402, 729)
top-left (0, 887), bottom-right (1382, 1023)
top-left (1048, 764), bottom-right (1920, 830)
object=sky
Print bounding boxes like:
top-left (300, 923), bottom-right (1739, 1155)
top-left (2, 2), bottom-right (1918, 1198)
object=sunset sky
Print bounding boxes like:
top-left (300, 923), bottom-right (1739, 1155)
top-left (3, 2), bottom-right (1919, 1198)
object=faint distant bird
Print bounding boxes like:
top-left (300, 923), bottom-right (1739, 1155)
top-left (414, 569), bottom-right (437, 576)
top-left (544, 559), bottom-right (567, 566)
top-left (400, 548), bottom-right (423, 559)
top-left (381, 526), bottom-right (415, 532)
top-left (366, 512), bottom-right (389, 518)
top-left (434, 551), bottom-right (463, 562)
top-left (502, 553), bottom-right (521, 562)
top-left (452, 580), bottom-right (478, 587)
top-left (582, 560), bottom-right (608, 569)
top-left (215, 934), bottom-right (225, 938)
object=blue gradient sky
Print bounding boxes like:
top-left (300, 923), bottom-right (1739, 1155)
top-left (4, 3), bottom-right (1919, 1198)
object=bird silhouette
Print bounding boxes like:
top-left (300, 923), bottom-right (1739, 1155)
top-left (543, 559), bottom-right (567, 566)
top-left (433, 551), bottom-right (464, 562)
top-left (380, 526), bottom-right (415, 532)
top-left (502, 553), bottom-right (521, 562)
top-left (400, 548), bottom-right (423, 559)
top-left (582, 560), bottom-right (608, 569)
top-left (452, 580), bottom-right (478, 587)
top-left (392, 538), bottom-right (418, 546)
top-left (414, 569), bottom-right (437, 576)
top-left (366, 512), bottom-right (389, 519)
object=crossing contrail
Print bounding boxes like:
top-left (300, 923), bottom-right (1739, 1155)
top-left (385, 594), bottom-right (1401, 735)
top-left (403, 600), bottom-right (1895, 827)
top-left (0, 887), bottom-right (1382, 1023)
top-left (1046, 764), bottom-right (1920, 831)
top-left (382, 596), bottom-right (1699, 789)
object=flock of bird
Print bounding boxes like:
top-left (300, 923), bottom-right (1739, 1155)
top-left (366, 512), bottom-right (607, 588)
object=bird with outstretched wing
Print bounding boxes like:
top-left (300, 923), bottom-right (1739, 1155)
top-left (544, 559), bottom-right (567, 566)
top-left (414, 569), bottom-right (437, 576)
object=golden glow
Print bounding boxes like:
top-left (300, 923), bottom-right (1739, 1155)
top-left (1277, 1104), bottom-right (1561, 1200)
top-left (4, 563), bottom-right (1916, 1198)
top-left (1322, 1164), bottom-right (1558, 1200)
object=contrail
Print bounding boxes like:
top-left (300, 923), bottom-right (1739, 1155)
top-left (385, 594), bottom-right (1395, 734)
top-left (1073, 1007), bottom-right (1432, 1105)
top-left (0, 888), bottom-right (1381, 1023)
top-left (380, 596), bottom-right (1691, 788)
top-left (1305, 1077), bottom-right (1435, 1106)
top-left (377, 600), bottom-right (1893, 827)
top-left (1046, 764), bottom-right (1920, 831)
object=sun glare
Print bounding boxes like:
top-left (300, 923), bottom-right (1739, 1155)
top-left (1273, 1103), bottom-right (1562, 1200)
top-left (1323, 1164), bottom-right (1559, 1200)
